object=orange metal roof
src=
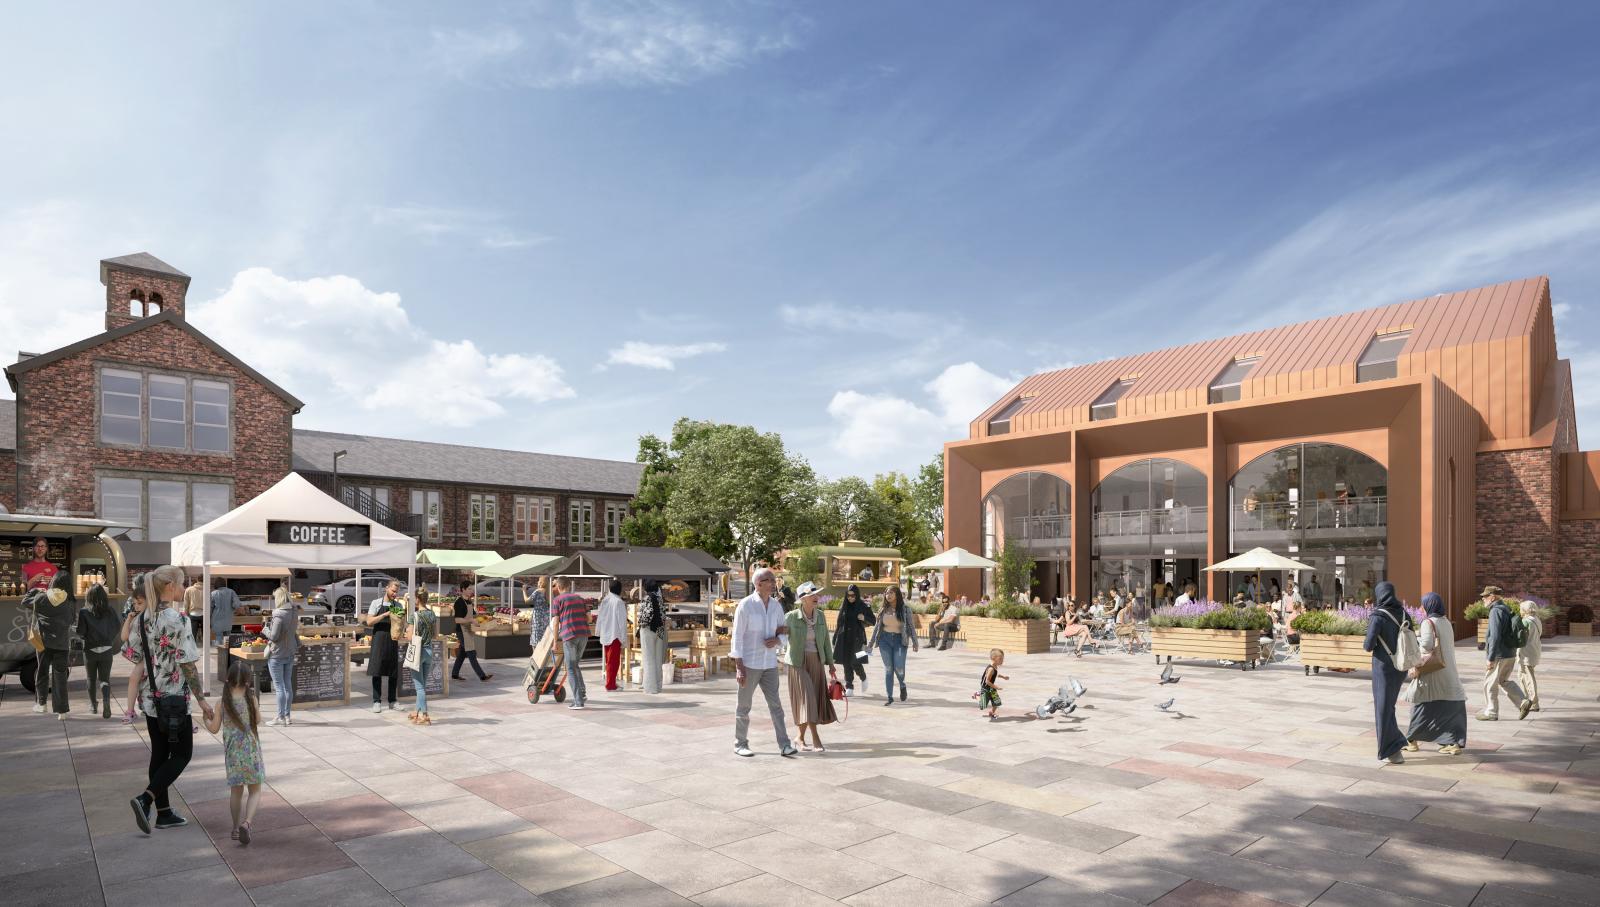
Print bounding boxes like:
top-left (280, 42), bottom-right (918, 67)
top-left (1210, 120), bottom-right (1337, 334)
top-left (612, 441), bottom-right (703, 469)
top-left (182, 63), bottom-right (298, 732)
top-left (974, 277), bottom-right (1552, 438)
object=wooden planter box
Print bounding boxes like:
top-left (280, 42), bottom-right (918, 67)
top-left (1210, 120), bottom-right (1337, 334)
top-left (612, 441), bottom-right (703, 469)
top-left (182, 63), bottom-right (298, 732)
top-left (1299, 633), bottom-right (1370, 675)
top-left (1572, 622), bottom-right (1593, 638)
top-left (1150, 627), bottom-right (1259, 670)
top-left (959, 617), bottom-right (1052, 654)
top-left (1476, 619), bottom-right (1488, 645)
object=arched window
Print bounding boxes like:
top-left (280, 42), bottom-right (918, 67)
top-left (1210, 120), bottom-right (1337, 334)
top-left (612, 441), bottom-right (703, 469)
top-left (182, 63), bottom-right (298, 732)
top-left (1091, 458), bottom-right (1206, 599)
top-left (982, 471), bottom-right (1070, 601)
top-left (1229, 442), bottom-right (1387, 606)
top-left (128, 289), bottom-right (146, 318)
top-left (149, 292), bottom-right (164, 313)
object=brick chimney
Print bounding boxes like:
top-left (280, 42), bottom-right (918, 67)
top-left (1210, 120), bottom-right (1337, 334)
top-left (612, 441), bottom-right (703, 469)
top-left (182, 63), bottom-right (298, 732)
top-left (101, 252), bottom-right (191, 331)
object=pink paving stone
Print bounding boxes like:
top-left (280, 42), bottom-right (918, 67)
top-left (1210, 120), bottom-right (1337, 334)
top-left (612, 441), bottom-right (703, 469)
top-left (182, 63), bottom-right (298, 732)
top-left (511, 796), bottom-right (652, 846)
top-left (216, 822), bottom-right (357, 889)
top-left (295, 792), bottom-right (423, 842)
top-left (1151, 879), bottom-right (1288, 907)
top-left (190, 788), bottom-right (308, 843)
top-left (1165, 742), bottom-right (1303, 768)
top-left (1110, 757), bottom-right (1261, 790)
top-left (70, 742), bottom-right (153, 776)
top-left (455, 771), bottom-right (570, 810)
top-left (1472, 760), bottom-right (1574, 782)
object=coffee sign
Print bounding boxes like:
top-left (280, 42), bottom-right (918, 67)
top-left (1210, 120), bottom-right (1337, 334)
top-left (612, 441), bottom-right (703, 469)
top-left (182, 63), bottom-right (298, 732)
top-left (267, 521), bottom-right (371, 546)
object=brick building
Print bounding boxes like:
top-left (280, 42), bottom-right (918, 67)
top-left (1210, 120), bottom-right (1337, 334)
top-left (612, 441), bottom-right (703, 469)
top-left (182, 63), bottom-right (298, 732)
top-left (2, 253), bottom-right (642, 564)
top-left (944, 276), bottom-right (1600, 627)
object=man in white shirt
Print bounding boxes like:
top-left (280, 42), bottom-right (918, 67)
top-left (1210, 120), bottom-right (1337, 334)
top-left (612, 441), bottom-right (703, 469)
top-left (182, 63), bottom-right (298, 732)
top-left (929, 597), bottom-right (961, 650)
top-left (731, 567), bottom-right (796, 758)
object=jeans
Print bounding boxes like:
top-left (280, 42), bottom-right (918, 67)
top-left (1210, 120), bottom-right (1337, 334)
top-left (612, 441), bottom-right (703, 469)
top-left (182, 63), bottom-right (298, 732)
top-left (877, 635), bottom-right (907, 700)
top-left (929, 622), bottom-right (956, 649)
top-left (144, 714), bottom-right (193, 812)
top-left (415, 652), bottom-right (433, 714)
top-left (562, 639), bottom-right (587, 705)
top-left (84, 650), bottom-right (115, 707)
top-left (640, 628), bottom-right (666, 693)
top-left (734, 665), bottom-right (791, 750)
top-left (35, 647), bottom-right (70, 713)
top-left (266, 657), bottom-right (293, 720)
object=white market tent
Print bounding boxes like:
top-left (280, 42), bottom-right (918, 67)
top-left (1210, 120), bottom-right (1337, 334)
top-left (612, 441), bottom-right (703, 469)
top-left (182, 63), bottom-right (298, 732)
top-left (169, 472), bottom-right (420, 691)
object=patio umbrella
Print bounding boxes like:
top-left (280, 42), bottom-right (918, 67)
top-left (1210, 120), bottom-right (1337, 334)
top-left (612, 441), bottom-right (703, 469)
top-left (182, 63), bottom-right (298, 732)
top-left (906, 547), bottom-right (998, 570)
top-left (1204, 547), bottom-right (1314, 602)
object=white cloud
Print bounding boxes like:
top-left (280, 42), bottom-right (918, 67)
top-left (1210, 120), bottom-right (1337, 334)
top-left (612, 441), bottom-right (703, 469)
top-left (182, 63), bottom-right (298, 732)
top-left (428, 1), bottom-right (802, 89)
top-left (190, 267), bottom-right (573, 427)
top-left (0, 201), bottom-right (131, 359)
top-left (779, 301), bottom-right (937, 335)
top-left (371, 204), bottom-right (552, 250)
top-left (925, 361), bottom-right (1017, 424)
top-left (603, 340), bottom-right (727, 370)
top-left (825, 362), bottom-right (1016, 473)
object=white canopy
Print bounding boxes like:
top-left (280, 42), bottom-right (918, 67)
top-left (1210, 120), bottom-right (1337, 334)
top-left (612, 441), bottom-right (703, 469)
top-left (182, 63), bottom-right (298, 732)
top-left (907, 547), bottom-right (998, 570)
top-left (169, 472), bottom-right (417, 569)
top-left (1203, 547), bottom-right (1314, 573)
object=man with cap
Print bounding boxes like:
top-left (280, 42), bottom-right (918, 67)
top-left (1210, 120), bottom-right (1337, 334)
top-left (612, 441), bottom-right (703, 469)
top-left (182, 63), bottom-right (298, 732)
top-left (730, 567), bottom-right (797, 758)
top-left (1478, 586), bottom-right (1530, 721)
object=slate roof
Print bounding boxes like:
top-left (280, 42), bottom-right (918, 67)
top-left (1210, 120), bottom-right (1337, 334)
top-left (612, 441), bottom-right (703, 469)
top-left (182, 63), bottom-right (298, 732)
top-left (0, 397), bottom-right (14, 449)
top-left (101, 252), bottom-right (190, 282)
top-left (292, 429), bottom-right (644, 497)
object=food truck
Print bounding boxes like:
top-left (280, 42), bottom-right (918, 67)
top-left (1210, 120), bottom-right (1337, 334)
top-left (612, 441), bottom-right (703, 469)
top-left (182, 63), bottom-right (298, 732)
top-left (789, 540), bottom-right (905, 601)
top-left (0, 514), bottom-right (130, 692)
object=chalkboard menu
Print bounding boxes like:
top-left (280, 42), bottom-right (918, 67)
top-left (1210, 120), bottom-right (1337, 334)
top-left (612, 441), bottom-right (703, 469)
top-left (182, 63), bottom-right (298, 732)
top-left (399, 639), bottom-right (445, 697)
top-left (292, 641), bottom-right (350, 704)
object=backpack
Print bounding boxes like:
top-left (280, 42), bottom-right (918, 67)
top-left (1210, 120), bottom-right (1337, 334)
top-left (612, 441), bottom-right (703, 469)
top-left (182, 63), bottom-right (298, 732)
top-left (1376, 608), bottom-right (1421, 671)
top-left (1508, 610), bottom-right (1530, 649)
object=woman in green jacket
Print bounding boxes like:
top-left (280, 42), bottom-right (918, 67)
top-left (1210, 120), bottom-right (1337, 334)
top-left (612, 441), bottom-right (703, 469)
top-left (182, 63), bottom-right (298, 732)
top-left (785, 582), bottom-right (839, 752)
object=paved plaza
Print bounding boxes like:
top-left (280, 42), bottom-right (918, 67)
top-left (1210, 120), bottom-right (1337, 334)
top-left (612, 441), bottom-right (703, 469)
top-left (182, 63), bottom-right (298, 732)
top-left (3, 636), bottom-right (1598, 907)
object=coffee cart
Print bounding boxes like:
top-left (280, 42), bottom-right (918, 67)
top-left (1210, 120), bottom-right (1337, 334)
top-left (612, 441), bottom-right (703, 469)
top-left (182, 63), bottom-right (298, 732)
top-left (0, 514), bottom-right (131, 692)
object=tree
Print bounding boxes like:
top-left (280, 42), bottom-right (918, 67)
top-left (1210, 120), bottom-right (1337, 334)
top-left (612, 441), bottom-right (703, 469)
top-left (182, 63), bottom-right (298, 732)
top-left (666, 423), bottom-right (819, 584)
top-left (622, 419), bottom-right (732, 553)
top-left (872, 472), bottom-right (934, 565)
top-left (996, 538), bottom-right (1035, 604)
top-left (788, 545), bottom-right (824, 588)
top-left (816, 476), bottom-right (896, 544)
top-left (911, 453), bottom-right (945, 549)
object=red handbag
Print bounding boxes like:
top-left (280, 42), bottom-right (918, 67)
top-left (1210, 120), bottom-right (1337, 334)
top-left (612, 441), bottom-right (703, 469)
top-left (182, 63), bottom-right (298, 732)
top-left (827, 675), bottom-right (847, 722)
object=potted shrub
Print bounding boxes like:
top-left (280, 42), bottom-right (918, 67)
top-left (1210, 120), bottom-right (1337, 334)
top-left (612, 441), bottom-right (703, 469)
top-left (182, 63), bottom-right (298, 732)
top-left (1293, 604), bottom-right (1426, 676)
top-left (958, 596), bottom-right (1051, 654)
top-left (1150, 601), bottom-right (1269, 670)
top-left (1464, 600), bottom-right (1492, 644)
top-left (1570, 604), bottom-right (1594, 638)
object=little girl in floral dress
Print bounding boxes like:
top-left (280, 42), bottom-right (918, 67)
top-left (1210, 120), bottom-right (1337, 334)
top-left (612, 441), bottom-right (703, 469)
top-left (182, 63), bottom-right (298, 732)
top-left (205, 660), bottom-right (265, 844)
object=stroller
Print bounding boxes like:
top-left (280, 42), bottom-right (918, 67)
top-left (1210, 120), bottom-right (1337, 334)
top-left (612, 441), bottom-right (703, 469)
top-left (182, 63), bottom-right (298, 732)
top-left (523, 622), bottom-right (568, 704)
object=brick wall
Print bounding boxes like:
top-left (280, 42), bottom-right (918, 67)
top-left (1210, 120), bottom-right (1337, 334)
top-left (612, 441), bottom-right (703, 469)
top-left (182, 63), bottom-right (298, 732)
top-left (14, 319), bottom-right (294, 518)
top-left (1474, 448), bottom-right (1558, 607)
top-left (104, 268), bottom-right (188, 332)
top-left (1558, 518), bottom-right (1600, 619)
top-left (0, 448), bottom-right (15, 511)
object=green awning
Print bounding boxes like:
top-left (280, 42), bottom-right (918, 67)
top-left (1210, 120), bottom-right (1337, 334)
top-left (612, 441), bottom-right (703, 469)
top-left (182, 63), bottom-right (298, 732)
top-left (416, 549), bottom-right (504, 570)
top-left (477, 553), bottom-right (568, 578)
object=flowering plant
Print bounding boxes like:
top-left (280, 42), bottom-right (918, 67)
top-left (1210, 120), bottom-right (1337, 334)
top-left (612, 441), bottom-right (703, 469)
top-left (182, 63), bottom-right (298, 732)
top-left (1291, 604), bottom-right (1424, 636)
top-left (1150, 600), bottom-right (1271, 631)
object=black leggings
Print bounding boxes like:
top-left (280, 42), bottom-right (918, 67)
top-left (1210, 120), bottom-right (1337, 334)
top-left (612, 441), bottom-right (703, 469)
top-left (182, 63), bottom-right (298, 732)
top-left (144, 715), bottom-right (193, 812)
top-left (84, 651), bottom-right (115, 704)
top-left (452, 646), bottom-right (487, 680)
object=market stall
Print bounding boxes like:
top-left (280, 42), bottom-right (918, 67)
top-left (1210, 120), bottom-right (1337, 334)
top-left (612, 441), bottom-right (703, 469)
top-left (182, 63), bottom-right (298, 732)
top-left (416, 548), bottom-right (504, 642)
top-left (0, 514), bottom-right (132, 692)
top-left (466, 553), bottom-right (568, 659)
top-left (562, 548), bottom-right (721, 680)
top-left (169, 472), bottom-right (421, 699)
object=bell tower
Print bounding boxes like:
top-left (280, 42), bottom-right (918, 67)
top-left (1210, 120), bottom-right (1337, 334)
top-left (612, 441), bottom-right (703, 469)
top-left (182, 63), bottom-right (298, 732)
top-left (101, 252), bottom-right (190, 331)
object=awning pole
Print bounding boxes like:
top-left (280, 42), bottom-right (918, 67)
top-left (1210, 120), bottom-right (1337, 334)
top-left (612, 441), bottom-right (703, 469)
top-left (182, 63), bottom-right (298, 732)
top-left (201, 563), bottom-right (212, 696)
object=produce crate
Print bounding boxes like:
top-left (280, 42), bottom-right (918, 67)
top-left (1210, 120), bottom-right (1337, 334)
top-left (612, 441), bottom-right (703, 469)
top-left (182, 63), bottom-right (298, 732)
top-left (674, 665), bottom-right (705, 684)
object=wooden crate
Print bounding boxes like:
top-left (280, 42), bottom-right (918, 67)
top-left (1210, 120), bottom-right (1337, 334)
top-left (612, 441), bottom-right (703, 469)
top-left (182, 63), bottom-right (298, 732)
top-left (1299, 633), bottom-right (1371, 674)
top-left (1151, 627), bottom-right (1260, 670)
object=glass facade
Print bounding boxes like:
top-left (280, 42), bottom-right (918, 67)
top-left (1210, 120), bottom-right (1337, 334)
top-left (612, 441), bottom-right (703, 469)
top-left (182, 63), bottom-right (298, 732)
top-left (1091, 458), bottom-right (1207, 600)
top-left (1229, 442), bottom-right (1387, 605)
top-left (981, 472), bottom-right (1070, 601)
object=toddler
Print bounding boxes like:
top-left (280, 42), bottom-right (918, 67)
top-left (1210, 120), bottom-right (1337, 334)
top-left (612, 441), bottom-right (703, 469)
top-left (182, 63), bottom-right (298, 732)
top-left (976, 648), bottom-right (1008, 719)
top-left (204, 660), bottom-right (265, 844)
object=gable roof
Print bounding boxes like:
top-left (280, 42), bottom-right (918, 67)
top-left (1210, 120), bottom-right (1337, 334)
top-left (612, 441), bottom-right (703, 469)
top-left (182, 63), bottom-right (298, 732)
top-left (292, 429), bottom-right (644, 497)
top-left (0, 397), bottom-right (14, 450)
top-left (101, 252), bottom-right (190, 284)
top-left (5, 310), bottom-right (304, 410)
top-left (975, 276), bottom-right (1550, 434)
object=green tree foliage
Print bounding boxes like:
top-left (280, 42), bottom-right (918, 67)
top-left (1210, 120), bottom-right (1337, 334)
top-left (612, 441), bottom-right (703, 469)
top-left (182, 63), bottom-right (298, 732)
top-left (995, 538), bottom-right (1035, 603)
top-left (622, 419), bottom-right (732, 553)
top-left (911, 453), bottom-right (945, 548)
top-left (788, 545), bottom-right (824, 588)
top-left (817, 476), bottom-right (897, 544)
top-left (665, 423), bottom-right (819, 583)
top-left (872, 472), bottom-right (934, 565)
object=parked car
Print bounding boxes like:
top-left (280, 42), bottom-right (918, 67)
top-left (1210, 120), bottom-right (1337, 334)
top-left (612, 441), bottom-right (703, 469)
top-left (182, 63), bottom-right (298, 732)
top-left (310, 574), bottom-right (401, 614)
top-left (473, 579), bottom-right (535, 607)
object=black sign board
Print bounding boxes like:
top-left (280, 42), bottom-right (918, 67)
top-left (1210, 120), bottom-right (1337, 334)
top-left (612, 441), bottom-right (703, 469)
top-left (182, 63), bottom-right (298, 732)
top-left (267, 521), bottom-right (371, 547)
top-left (399, 639), bottom-right (446, 697)
top-left (291, 641), bottom-right (349, 704)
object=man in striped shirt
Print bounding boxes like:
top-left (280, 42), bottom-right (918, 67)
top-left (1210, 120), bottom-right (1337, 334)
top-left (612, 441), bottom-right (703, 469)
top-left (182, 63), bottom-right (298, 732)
top-left (549, 577), bottom-right (591, 709)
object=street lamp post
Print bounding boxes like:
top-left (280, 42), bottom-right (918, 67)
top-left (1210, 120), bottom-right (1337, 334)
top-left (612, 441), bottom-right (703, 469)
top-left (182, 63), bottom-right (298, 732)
top-left (332, 449), bottom-right (348, 503)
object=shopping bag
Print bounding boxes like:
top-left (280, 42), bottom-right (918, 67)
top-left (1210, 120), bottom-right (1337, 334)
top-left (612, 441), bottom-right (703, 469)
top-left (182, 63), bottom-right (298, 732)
top-left (402, 635), bottom-right (423, 672)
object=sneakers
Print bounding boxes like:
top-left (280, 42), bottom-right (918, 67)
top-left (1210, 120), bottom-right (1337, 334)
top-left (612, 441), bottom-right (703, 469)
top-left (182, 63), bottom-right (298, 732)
top-left (779, 745), bottom-right (799, 757)
top-left (154, 811), bottom-right (188, 830)
top-left (371, 701), bottom-right (383, 714)
top-left (266, 717), bottom-right (285, 727)
top-left (386, 702), bottom-right (397, 711)
top-left (481, 674), bottom-right (494, 682)
top-left (131, 796), bottom-right (153, 835)
top-left (884, 699), bottom-right (893, 706)
top-left (568, 702), bottom-right (585, 710)
top-left (284, 716), bottom-right (292, 726)
top-left (844, 687), bottom-right (854, 698)
top-left (899, 684), bottom-right (907, 702)
top-left (32, 703), bottom-right (45, 714)
top-left (1476, 712), bottom-right (1498, 721)
top-left (733, 745), bottom-right (754, 757)
top-left (1385, 752), bottom-right (1405, 764)
top-left (1439, 744), bottom-right (1464, 755)
top-left (1518, 700), bottom-right (1533, 720)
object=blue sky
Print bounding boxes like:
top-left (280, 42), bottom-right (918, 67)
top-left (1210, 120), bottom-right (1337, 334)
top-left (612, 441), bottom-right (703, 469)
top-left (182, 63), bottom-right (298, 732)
top-left (3, 1), bottom-right (1599, 478)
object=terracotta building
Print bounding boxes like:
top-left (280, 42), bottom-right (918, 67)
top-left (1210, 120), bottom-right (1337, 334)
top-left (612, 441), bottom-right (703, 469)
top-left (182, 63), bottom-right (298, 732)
top-left (2, 253), bottom-right (641, 564)
top-left (944, 276), bottom-right (1599, 624)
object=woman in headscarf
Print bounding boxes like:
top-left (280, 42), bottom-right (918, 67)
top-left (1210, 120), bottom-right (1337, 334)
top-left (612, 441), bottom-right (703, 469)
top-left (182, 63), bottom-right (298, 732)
top-left (637, 579), bottom-right (667, 694)
top-left (1404, 592), bottom-right (1467, 755)
top-left (831, 584), bottom-right (875, 698)
top-left (1362, 581), bottom-right (1409, 763)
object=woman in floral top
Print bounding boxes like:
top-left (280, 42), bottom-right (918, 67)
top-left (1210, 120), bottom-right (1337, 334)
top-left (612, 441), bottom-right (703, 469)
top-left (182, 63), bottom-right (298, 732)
top-left (122, 565), bottom-right (213, 834)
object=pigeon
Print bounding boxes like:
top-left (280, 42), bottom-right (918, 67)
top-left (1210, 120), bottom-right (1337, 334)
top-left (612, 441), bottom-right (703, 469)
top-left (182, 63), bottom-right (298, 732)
top-left (1156, 698), bottom-right (1175, 711)
top-left (1068, 677), bottom-right (1087, 698)
top-left (1159, 664), bottom-right (1181, 685)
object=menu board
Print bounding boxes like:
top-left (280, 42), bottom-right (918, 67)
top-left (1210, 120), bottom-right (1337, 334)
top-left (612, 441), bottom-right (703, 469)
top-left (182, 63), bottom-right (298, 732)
top-left (399, 639), bottom-right (446, 697)
top-left (292, 641), bottom-right (350, 704)
top-left (0, 535), bottom-right (69, 596)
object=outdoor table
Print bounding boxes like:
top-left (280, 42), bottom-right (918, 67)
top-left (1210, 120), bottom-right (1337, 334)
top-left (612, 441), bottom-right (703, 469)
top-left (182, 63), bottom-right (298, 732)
top-left (227, 636), bottom-right (353, 709)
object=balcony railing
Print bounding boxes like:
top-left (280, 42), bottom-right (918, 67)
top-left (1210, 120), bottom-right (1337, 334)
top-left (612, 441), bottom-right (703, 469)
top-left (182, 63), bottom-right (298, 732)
top-left (1006, 515), bottom-right (1070, 544)
top-left (1093, 506), bottom-right (1208, 537)
top-left (1233, 496), bottom-right (1386, 533)
top-left (297, 471), bottom-right (425, 537)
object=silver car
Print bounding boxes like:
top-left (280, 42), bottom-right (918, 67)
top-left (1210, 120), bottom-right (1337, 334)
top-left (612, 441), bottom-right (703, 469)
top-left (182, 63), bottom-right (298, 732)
top-left (310, 574), bottom-right (401, 614)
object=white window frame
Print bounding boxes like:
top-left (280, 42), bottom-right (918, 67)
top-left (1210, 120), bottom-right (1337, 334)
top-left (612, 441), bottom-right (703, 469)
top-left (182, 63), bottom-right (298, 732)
top-left (469, 492), bottom-right (498, 543)
top-left (411, 489), bottom-right (441, 541)
top-left (569, 499), bottom-right (594, 545)
top-left (604, 501), bottom-right (627, 545)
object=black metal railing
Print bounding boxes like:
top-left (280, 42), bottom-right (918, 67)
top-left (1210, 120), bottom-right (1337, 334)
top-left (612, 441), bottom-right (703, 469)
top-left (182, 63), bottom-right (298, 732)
top-left (297, 471), bottom-right (425, 537)
top-left (1233, 496), bottom-right (1386, 533)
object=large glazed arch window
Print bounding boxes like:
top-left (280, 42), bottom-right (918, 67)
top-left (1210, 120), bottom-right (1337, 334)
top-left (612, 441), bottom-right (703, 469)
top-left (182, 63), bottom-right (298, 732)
top-left (982, 471), bottom-right (1070, 600)
top-left (1091, 458), bottom-right (1206, 600)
